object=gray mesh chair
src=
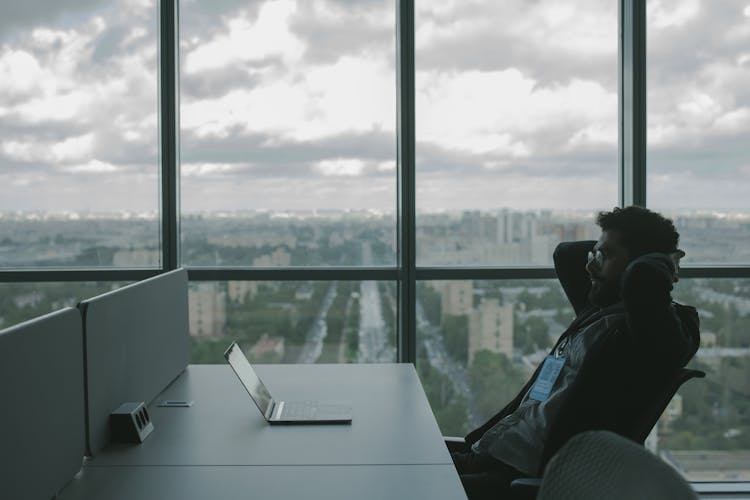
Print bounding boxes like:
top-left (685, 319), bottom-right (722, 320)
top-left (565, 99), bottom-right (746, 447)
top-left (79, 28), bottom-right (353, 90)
top-left (536, 430), bottom-right (697, 500)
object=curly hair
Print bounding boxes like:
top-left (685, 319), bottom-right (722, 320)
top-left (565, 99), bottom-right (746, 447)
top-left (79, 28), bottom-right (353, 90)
top-left (596, 206), bottom-right (680, 258)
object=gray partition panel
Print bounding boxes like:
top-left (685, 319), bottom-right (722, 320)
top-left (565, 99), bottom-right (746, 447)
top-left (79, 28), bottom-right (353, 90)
top-left (0, 308), bottom-right (85, 500)
top-left (57, 465), bottom-right (467, 500)
top-left (81, 268), bottom-right (190, 456)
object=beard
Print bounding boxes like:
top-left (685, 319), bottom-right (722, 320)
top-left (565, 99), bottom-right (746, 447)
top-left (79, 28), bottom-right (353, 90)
top-left (588, 277), bottom-right (622, 307)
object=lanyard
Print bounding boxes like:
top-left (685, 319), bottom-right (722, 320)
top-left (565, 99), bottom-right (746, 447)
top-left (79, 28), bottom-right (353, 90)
top-left (555, 336), bottom-right (569, 359)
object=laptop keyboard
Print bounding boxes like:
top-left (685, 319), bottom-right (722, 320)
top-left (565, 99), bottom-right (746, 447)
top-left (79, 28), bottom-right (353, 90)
top-left (280, 401), bottom-right (318, 419)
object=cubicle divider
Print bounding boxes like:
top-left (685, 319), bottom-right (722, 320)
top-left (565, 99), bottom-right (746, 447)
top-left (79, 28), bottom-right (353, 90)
top-left (79, 268), bottom-right (190, 456)
top-left (0, 308), bottom-right (85, 500)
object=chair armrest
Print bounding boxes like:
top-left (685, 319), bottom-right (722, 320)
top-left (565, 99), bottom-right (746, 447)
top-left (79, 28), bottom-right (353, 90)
top-left (443, 436), bottom-right (469, 454)
top-left (509, 478), bottom-right (542, 500)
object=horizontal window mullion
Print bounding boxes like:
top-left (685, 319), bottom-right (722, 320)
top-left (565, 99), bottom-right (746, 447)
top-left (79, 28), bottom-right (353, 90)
top-left (416, 267), bottom-right (557, 280)
top-left (5, 266), bottom-right (750, 283)
top-left (0, 269), bottom-right (160, 283)
top-left (679, 267), bottom-right (750, 279)
top-left (187, 267), bottom-right (400, 281)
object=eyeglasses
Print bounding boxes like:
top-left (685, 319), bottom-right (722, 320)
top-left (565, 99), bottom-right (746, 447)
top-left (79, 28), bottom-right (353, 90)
top-left (587, 249), bottom-right (606, 267)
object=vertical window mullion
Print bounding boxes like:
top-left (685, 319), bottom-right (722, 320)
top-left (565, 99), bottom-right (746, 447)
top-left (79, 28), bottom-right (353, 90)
top-left (397, 0), bottom-right (416, 364)
top-left (159, 0), bottom-right (180, 271)
top-left (619, 0), bottom-right (647, 207)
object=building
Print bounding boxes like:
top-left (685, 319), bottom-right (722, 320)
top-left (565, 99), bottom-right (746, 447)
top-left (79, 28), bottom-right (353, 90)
top-left (188, 283), bottom-right (227, 338)
top-left (468, 298), bottom-right (514, 363)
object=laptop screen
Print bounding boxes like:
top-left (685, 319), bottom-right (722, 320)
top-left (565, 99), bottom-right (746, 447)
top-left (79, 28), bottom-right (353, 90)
top-left (224, 342), bottom-right (274, 416)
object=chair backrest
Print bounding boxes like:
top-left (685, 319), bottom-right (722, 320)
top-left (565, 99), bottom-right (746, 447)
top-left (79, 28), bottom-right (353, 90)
top-left (538, 430), bottom-right (698, 500)
top-left (628, 368), bottom-right (705, 443)
top-left (0, 308), bottom-right (85, 500)
top-left (79, 268), bottom-right (190, 456)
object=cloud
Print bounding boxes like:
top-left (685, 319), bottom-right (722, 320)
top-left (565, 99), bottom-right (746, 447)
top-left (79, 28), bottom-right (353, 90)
top-left (64, 159), bottom-right (119, 173)
top-left (647, 0), bottom-right (700, 29)
top-left (182, 0), bottom-right (304, 74)
top-left (0, 0), bottom-right (107, 36)
top-left (287, 0), bottom-right (393, 64)
top-left (1, 0), bottom-right (749, 214)
top-left (415, 0), bottom-right (617, 86)
top-left (0, 0), bottom-right (159, 213)
top-left (0, 50), bottom-right (44, 98)
top-left (313, 158), bottom-right (365, 176)
top-left (181, 173), bottom-right (395, 212)
top-left (181, 53), bottom-right (395, 141)
top-left (182, 128), bottom-right (394, 166)
top-left (1, 133), bottom-right (94, 164)
top-left (416, 69), bottom-right (617, 157)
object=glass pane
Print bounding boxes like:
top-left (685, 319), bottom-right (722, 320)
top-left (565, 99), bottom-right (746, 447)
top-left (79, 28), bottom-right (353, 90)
top-left (180, 0), bottom-right (397, 266)
top-left (416, 279), bottom-right (570, 435)
top-left (189, 281), bottom-right (397, 364)
top-left (647, 0), bottom-right (750, 264)
top-left (0, 282), bottom-right (128, 330)
top-left (418, 277), bottom-right (750, 482)
top-left (0, 1), bottom-right (160, 268)
top-left (653, 278), bottom-right (750, 481)
top-left (415, 1), bottom-right (618, 266)
top-left (181, 214), bottom-right (395, 266)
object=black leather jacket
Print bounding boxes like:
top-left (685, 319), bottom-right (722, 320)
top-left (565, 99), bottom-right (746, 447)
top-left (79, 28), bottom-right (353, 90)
top-left (464, 240), bottom-right (701, 473)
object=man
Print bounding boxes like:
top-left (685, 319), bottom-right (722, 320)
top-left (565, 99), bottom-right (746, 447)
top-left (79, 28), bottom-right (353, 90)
top-left (450, 206), bottom-right (701, 499)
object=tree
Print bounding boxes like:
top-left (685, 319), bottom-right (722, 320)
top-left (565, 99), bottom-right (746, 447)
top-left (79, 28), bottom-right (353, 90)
top-left (469, 350), bottom-right (527, 422)
top-left (514, 315), bottom-right (550, 354)
top-left (443, 314), bottom-right (468, 362)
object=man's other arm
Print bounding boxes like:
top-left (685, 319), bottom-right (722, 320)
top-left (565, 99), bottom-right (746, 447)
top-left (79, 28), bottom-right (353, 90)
top-left (553, 241), bottom-right (596, 316)
top-left (621, 253), bottom-right (700, 367)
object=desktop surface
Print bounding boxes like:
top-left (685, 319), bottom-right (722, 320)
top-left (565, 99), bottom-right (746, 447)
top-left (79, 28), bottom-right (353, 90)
top-left (87, 364), bottom-right (453, 467)
top-left (59, 464), bottom-right (466, 500)
top-left (62, 363), bottom-right (465, 499)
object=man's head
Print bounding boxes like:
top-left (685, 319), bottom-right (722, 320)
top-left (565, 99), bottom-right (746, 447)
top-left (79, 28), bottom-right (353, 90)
top-left (586, 206), bottom-right (680, 307)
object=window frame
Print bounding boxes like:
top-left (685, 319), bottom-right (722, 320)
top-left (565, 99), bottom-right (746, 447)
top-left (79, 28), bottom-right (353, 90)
top-left (3, 0), bottom-right (750, 348)
top-left (0, 1), bottom-right (749, 492)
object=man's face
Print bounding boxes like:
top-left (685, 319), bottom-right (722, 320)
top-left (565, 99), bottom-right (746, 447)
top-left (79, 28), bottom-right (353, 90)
top-left (586, 229), bottom-right (630, 307)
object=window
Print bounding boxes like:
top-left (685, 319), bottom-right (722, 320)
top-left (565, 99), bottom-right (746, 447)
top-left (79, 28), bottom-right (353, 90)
top-left (189, 280), bottom-right (397, 365)
top-left (657, 278), bottom-right (750, 481)
top-left (0, 0), bottom-right (160, 268)
top-left (179, 0), bottom-right (397, 266)
top-left (0, 282), bottom-right (130, 328)
top-left (415, 0), bottom-right (617, 266)
top-left (647, 0), bottom-right (750, 265)
top-left (416, 279), bottom-right (566, 435)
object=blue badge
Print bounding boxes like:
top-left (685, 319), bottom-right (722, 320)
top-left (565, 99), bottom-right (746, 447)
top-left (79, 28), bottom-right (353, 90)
top-left (529, 355), bottom-right (565, 402)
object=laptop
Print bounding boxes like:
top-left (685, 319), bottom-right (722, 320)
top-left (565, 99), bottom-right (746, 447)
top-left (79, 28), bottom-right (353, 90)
top-left (224, 341), bottom-right (352, 424)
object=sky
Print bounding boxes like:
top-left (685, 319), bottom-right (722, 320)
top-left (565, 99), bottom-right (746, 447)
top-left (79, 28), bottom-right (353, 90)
top-left (0, 0), bottom-right (748, 214)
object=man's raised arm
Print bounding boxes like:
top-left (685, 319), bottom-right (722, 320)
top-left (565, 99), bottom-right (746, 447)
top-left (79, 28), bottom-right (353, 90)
top-left (553, 240), bottom-right (596, 316)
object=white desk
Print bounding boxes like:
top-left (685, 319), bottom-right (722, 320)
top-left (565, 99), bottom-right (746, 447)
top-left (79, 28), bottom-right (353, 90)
top-left (59, 364), bottom-right (466, 499)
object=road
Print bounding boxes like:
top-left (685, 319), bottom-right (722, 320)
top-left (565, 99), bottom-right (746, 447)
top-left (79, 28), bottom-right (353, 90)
top-left (416, 301), bottom-right (481, 425)
top-left (297, 282), bottom-right (338, 363)
top-left (357, 243), bottom-right (395, 362)
top-left (357, 280), bottom-right (395, 362)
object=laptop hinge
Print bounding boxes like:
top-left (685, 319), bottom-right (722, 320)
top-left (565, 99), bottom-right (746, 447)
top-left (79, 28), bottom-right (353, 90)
top-left (265, 400), bottom-right (277, 420)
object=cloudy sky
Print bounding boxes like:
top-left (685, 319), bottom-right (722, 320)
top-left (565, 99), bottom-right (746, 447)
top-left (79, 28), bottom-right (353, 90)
top-left (0, 0), bottom-right (748, 214)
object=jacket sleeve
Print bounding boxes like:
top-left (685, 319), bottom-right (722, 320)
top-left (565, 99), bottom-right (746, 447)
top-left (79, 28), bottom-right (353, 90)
top-left (621, 253), bottom-right (700, 368)
top-left (553, 241), bottom-right (596, 316)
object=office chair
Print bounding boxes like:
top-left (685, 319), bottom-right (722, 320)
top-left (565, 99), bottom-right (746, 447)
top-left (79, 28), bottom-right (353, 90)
top-left (535, 430), bottom-right (698, 500)
top-left (444, 367), bottom-right (705, 498)
top-left (507, 367), bottom-right (705, 499)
